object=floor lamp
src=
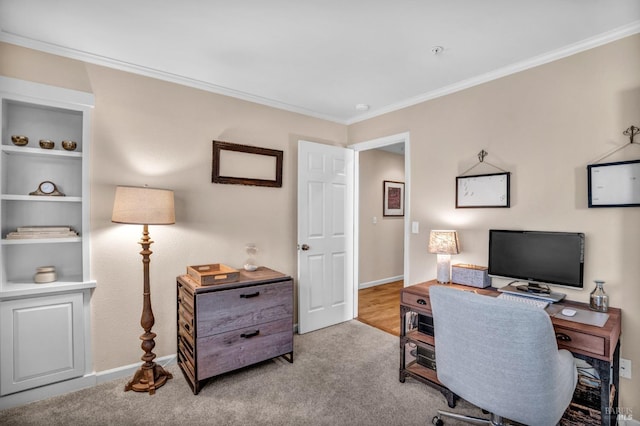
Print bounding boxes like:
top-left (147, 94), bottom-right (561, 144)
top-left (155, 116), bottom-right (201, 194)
top-left (112, 185), bottom-right (175, 395)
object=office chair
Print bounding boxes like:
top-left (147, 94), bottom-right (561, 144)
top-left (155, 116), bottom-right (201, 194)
top-left (429, 285), bottom-right (577, 426)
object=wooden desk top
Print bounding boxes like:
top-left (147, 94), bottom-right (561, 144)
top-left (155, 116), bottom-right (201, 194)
top-left (402, 280), bottom-right (621, 362)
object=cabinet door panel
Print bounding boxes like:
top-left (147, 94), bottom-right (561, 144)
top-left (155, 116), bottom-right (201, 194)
top-left (0, 292), bottom-right (85, 395)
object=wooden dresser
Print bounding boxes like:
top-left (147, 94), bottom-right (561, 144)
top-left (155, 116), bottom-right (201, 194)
top-left (177, 267), bottom-right (293, 394)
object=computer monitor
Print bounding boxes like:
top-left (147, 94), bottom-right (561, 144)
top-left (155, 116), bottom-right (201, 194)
top-left (488, 229), bottom-right (585, 292)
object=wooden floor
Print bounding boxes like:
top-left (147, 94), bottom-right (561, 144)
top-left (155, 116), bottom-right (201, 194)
top-left (357, 280), bottom-right (402, 336)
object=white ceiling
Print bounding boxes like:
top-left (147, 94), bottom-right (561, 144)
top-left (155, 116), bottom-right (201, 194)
top-left (1, 1), bottom-right (639, 124)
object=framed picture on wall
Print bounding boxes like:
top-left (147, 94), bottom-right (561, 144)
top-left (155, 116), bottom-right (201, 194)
top-left (383, 180), bottom-right (404, 216)
top-left (212, 140), bottom-right (283, 187)
top-left (456, 172), bottom-right (510, 208)
top-left (588, 159), bottom-right (640, 207)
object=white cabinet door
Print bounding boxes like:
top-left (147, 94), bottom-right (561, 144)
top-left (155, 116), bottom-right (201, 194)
top-left (0, 292), bottom-right (85, 395)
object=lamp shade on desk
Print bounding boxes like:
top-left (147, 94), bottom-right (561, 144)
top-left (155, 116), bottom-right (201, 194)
top-left (428, 230), bottom-right (460, 284)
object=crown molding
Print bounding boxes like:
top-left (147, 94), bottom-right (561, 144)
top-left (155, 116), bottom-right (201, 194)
top-left (347, 20), bottom-right (640, 125)
top-left (0, 31), bottom-right (346, 124)
top-left (2, 20), bottom-right (639, 127)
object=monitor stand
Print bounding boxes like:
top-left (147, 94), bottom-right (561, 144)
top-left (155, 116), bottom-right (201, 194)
top-left (498, 283), bottom-right (566, 303)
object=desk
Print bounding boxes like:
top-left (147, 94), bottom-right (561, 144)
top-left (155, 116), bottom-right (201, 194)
top-left (399, 280), bottom-right (621, 426)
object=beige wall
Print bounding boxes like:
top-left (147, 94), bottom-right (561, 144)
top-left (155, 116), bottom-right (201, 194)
top-left (2, 32), bottom-right (639, 411)
top-left (349, 34), bottom-right (640, 412)
top-left (358, 149), bottom-right (404, 285)
top-left (0, 42), bottom-right (347, 372)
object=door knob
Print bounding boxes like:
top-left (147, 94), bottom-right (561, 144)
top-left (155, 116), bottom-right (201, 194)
top-left (300, 244), bottom-right (310, 251)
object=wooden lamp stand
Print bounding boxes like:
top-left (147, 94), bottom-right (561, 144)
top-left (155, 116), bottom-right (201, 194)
top-left (124, 224), bottom-right (172, 394)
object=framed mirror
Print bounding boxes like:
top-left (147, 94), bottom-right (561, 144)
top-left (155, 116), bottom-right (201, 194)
top-left (212, 140), bottom-right (283, 187)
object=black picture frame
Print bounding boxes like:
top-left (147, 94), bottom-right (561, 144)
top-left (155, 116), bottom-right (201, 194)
top-left (212, 140), bottom-right (283, 187)
top-left (383, 180), bottom-right (404, 216)
top-left (456, 172), bottom-right (510, 208)
top-left (588, 159), bottom-right (640, 207)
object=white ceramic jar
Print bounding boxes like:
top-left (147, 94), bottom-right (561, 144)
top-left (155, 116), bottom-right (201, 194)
top-left (34, 266), bottom-right (57, 283)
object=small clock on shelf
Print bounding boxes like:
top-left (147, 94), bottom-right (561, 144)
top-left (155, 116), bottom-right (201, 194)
top-left (29, 180), bottom-right (65, 196)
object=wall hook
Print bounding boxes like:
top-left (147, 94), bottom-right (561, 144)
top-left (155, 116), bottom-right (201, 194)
top-left (623, 125), bottom-right (639, 144)
top-left (461, 149), bottom-right (507, 176)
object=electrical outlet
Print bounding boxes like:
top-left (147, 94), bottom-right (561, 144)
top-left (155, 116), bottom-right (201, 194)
top-left (620, 358), bottom-right (632, 379)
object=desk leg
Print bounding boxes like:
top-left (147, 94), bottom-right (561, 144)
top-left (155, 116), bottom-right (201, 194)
top-left (571, 343), bottom-right (619, 426)
top-left (399, 306), bottom-right (409, 383)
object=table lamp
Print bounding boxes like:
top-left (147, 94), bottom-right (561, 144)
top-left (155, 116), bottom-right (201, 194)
top-left (428, 230), bottom-right (460, 284)
top-left (112, 185), bottom-right (175, 394)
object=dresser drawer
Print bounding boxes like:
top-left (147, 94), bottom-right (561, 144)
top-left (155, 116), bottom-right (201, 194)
top-left (196, 280), bottom-right (293, 336)
top-left (555, 326), bottom-right (606, 357)
top-left (401, 292), bottom-right (431, 312)
top-left (196, 317), bottom-right (293, 379)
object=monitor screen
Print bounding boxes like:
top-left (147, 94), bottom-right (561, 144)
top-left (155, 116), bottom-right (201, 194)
top-left (488, 230), bottom-right (584, 289)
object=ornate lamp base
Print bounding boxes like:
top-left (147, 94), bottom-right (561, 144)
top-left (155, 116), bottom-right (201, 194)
top-left (125, 362), bottom-right (173, 394)
top-left (124, 224), bottom-right (173, 395)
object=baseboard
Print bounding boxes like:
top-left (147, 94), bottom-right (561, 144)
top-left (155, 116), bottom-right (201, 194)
top-left (359, 275), bottom-right (403, 290)
top-left (0, 374), bottom-right (96, 410)
top-left (96, 354), bottom-right (177, 385)
top-left (0, 355), bottom-right (178, 410)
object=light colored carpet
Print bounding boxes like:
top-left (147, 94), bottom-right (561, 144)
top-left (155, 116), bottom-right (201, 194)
top-left (0, 320), bottom-right (483, 425)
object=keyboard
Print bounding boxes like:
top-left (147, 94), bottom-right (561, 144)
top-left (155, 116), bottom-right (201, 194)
top-left (497, 292), bottom-right (549, 309)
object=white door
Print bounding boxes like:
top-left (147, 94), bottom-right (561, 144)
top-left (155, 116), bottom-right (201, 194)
top-left (297, 140), bottom-right (354, 334)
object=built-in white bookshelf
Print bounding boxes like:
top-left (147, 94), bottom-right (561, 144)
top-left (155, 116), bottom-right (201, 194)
top-left (0, 76), bottom-right (96, 403)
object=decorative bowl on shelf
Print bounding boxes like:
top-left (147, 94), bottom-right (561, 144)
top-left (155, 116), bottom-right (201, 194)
top-left (11, 135), bottom-right (29, 146)
top-left (39, 139), bottom-right (55, 149)
top-left (61, 140), bottom-right (77, 151)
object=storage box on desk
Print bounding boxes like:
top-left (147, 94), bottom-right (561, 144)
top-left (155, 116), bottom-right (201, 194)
top-left (451, 264), bottom-right (490, 288)
top-left (186, 263), bottom-right (239, 286)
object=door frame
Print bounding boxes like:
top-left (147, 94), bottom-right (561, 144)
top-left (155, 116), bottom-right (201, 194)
top-left (348, 131), bottom-right (411, 315)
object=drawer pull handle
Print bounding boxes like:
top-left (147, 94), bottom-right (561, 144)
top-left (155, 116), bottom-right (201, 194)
top-left (240, 292), bottom-right (260, 299)
top-left (241, 330), bottom-right (260, 339)
top-left (556, 333), bottom-right (571, 342)
top-left (417, 298), bottom-right (427, 305)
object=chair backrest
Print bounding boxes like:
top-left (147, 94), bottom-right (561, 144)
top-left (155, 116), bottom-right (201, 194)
top-left (429, 285), bottom-right (576, 426)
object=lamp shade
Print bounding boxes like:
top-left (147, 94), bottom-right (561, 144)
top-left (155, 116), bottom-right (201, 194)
top-left (428, 230), bottom-right (460, 255)
top-left (112, 186), bottom-right (175, 225)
